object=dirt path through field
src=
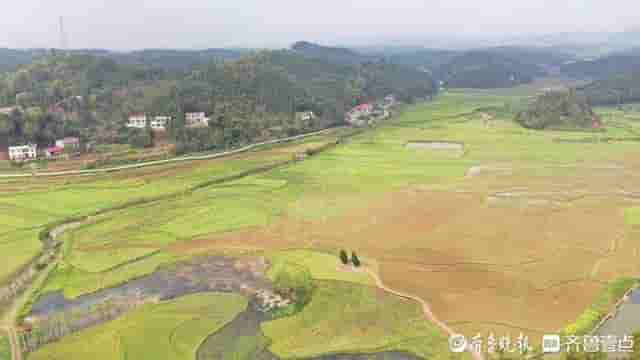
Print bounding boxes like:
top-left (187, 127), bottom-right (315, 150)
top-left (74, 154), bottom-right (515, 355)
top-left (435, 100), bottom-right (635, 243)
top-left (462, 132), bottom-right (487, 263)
top-left (365, 268), bottom-right (484, 360)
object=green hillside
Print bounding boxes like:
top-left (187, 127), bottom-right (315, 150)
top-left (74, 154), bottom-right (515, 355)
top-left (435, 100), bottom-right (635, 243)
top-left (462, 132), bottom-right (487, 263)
top-left (516, 89), bottom-right (597, 130)
top-left (440, 50), bottom-right (545, 88)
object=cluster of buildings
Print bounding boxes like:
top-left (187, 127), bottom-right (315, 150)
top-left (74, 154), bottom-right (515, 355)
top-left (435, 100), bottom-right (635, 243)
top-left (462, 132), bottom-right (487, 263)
top-left (8, 137), bottom-right (80, 162)
top-left (345, 95), bottom-right (397, 127)
top-left (126, 112), bottom-right (213, 130)
top-left (126, 114), bottom-right (172, 130)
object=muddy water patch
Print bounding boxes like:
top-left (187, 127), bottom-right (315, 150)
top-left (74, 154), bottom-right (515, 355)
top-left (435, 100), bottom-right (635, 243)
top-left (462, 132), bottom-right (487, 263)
top-left (21, 256), bottom-right (287, 353)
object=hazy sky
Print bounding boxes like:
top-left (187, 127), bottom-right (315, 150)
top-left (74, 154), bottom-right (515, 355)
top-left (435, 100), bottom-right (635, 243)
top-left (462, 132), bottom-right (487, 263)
top-left (2, 0), bottom-right (639, 50)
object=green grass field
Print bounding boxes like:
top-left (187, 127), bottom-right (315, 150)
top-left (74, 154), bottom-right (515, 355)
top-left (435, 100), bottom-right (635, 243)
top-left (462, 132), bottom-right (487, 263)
top-left (28, 293), bottom-right (247, 360)
top-left (261, 280), bottom-right (453, 360)
top-left (0, 334), bottom-right (10, 360)
top-left (266, 250), bottom-right (374, 286)
top-left (0, 131), bottom-right (340, 285)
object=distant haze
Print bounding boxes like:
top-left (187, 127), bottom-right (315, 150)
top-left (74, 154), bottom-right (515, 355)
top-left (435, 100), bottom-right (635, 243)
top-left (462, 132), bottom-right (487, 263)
top-left (2, 0), bottom-right (639, 50)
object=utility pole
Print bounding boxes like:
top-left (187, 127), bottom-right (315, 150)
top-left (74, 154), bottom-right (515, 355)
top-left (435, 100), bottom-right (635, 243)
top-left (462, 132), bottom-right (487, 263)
top-left (59, 16), bottom-right (68, 51)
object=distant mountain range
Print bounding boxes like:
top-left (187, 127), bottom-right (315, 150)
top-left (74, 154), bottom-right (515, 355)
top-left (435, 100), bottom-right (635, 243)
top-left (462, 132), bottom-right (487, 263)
top-left (0, 48), bottom-right (249, 73)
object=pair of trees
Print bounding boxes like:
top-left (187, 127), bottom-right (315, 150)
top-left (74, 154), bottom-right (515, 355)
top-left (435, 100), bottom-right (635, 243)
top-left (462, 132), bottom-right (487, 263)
top-left (339, 250), bottom-right (361, 267)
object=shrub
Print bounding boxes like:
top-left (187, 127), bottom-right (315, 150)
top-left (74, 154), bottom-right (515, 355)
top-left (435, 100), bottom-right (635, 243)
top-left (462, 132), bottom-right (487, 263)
top-left (271, 262), bottom-right (314, 306)
top-left (339, 250), bottom-right (349, 265)
top-left (351, 252), bottom-right (361, 267)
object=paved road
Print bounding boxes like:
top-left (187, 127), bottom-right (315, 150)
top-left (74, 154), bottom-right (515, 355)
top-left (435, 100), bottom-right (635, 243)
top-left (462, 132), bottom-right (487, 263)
top-left (365, 268), bottom-right (484, 360)
top-left (0, 128), bottom-right (337, 178)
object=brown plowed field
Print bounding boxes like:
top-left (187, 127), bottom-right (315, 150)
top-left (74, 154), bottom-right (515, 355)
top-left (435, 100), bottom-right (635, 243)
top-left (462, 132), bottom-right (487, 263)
top-left (170, 165), bottom-right (640, 340)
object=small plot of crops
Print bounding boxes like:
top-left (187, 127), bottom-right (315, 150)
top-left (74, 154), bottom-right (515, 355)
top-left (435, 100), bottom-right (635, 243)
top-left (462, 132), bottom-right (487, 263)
top-left (0, 228), bottom-right (44, 284)
top-left (261, 280), bottom-right (451, 360)
top-left (28, 293), bottom-right (247, 360)
top-left (267, 250), bottom-right (374, 286)
top-left (0, 137), bottom-right (317, 286)
top-left (0, 333), bottom-right (11, 360)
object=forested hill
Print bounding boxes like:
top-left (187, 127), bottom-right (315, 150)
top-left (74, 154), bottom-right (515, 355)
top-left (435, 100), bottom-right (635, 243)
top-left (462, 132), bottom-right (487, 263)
top-left (484, 46), bottom-right (573, 68)
top-left (382, 49), bottom-right (460, 73)
top-left (439, 50), bottom-right (545, 88)
top-left (560, 49), bottom-right (640, 79)
top-left (290, 41), bottom-right (376, 65)
top-left (0, 50), bottom-right (436, 152)
top-left (0, 49), bottom-right (49, 73)
top-left (0, 48), bottom-right (248, 74)
top-left (577, 71), bottom-right (640, 105)
top-left (98, 49), bottom-right (249, 69)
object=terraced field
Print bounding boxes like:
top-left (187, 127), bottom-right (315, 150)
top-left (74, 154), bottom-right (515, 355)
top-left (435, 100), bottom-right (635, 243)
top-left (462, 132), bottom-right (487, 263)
top-left (0, 333), bottom-right (10, 360)
top-left (0, 133), bottom-right (340, 286)
top-left (7, 89), bottom-right (640, 358)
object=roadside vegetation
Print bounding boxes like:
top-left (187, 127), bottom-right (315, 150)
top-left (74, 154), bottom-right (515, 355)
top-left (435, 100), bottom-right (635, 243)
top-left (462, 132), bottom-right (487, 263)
top-left (563, 278), bottom-right (638, 335)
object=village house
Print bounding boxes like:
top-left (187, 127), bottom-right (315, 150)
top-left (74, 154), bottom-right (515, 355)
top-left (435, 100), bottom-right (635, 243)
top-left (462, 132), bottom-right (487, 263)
top-left (0, 106), bottom-right (18, 116)
top-left (127, 114), bottom-right (148, 129)
top-left (55, 137), bottom-right (80, 151)
top-left (185, 112), bottom-right (209, 128)
top-left (150, 116), bottom-right (171, 130)
top-left (8, 144), bottom-right (38, 162)
top-left (370, 103), bottom-right (389, 119)
top-left (44, 146), bottom-right (65, 159)
top-left (383, 94), bottom-right (397, 108)
top-left (345, 103), bottom-right (373, 126)
top-left (296, 111), bottom-right (315, 122)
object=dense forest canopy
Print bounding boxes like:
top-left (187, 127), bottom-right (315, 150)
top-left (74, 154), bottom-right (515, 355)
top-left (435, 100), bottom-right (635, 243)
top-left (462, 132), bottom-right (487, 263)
top-left (560, 48), bottom-right (640, 79)
top-left (440, 50), bottom-right (545, 88)
top-left (515, 90), bottom-right (597, 130)
top-left (290, 41), bottom-right (375, 66)
top-left (577, 71), bottom-right (640, 106)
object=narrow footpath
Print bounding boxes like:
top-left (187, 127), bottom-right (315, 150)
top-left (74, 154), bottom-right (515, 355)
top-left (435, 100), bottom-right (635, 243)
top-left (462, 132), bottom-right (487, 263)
top-left (366, 269), bottom-right (484, 360)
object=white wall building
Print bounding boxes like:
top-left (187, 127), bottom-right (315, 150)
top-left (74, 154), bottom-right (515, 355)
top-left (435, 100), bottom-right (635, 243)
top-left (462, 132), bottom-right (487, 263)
top-left (55, 137), bottom-right (80, 150)
top-left (185, 112), bottom-right (209, 127)
top-left (298, 111), bottom-right (315, 121)
top-left (8, 144), bottom-right (37, 161)
top-left (0, 106), bottom-right (17, 116)
top-left (150, 116), bottom-right (170, 130)
top-left (127, 114), bottom-right (147, 129)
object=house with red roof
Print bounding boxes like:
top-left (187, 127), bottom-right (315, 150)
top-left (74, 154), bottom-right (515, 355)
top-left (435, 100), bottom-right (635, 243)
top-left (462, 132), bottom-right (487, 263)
top-left (345, 103), bottom-right (373, 126)
top-left (592, 116), bottom-right (603, 129)
top-left (44, 146), bottom-right (64, 159)
top-left (56, 137), bottom-right (80, 151)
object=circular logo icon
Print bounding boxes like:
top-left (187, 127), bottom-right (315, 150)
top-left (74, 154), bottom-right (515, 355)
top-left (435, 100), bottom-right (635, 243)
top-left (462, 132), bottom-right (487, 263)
top-left (449, 334), bottom-right (467, 353)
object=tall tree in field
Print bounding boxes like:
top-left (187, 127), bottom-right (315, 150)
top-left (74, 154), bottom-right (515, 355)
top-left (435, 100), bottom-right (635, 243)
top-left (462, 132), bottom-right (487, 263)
top-left (339, 250), bottom-right (349, 265)
top-left (351, 252), bottom-right (361, 267)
